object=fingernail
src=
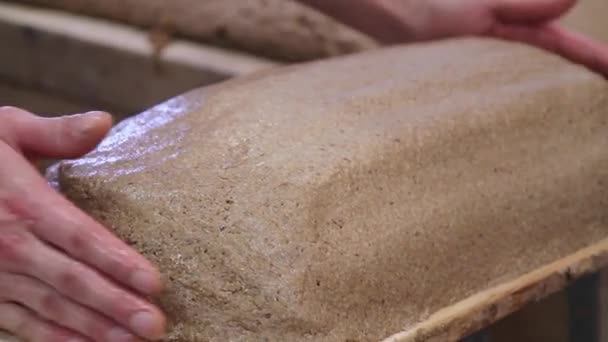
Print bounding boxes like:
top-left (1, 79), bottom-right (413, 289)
top-left (129, 311), bottom-right (163, 339)
top-left (74, 112), bottom-right (107, 136)
top-left (107, 326), bottom-right (135, 342)
top-left (62, 111), bottom-right (107, 139)
top-left (130, 269), bottom-right (160, 294)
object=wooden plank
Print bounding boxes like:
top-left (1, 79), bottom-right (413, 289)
top-left (463, 271), bottom-right (600, 342)
top-left (383, 238), bottom-right (608, 342)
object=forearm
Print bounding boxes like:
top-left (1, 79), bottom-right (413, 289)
top-left (296, 0), bottom-right (431, 43)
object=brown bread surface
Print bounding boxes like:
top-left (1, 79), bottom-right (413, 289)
top-left (8, 0), bottom-right (376, 61)
top-left (49, 38), bottom-right (608, 341)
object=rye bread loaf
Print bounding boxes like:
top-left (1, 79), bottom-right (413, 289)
top-left (48, 38), bottom-right (608, 341)
top-left (8, 0), bottom-right (376, 61)
top-left (9, 0), bottom-right (607, 63)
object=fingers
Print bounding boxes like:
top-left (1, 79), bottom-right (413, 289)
top-left (491, 23), bottom-right (608, 77)
top-left (30, 239), bottom-right (166, 340)
top-left (0, 148), bottom-right (166, 339)
top-left (0, 302), bottom-right (90, 342)
top-left (538, 25), bottom-right (608, 77)
top-left (297, 0), bottom-right (421, 43)
top-left (28, 192), bottom-right (163, 296)
top-left (0, 273), bottom-right (136, 342)
top-left (0, 143), bottom-right (163, 296)
top-left (0, 107), bottom-right (112, 159)
top-left (0, 220), bottom-right (165, 340)
top-left (493, 0), bottom-right (577, 24)
top-left (28, 189), bottom-right (163, 296)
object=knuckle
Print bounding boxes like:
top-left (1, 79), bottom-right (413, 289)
top-left (0, 273), bottom-right (17, 299)
top-left (0, 225), bottom-right (32, 267)
top-left (0, 194), bottom-right (36, 221)
top-left (0, 106), bottom-right (22, 112)
top-left (0, 107), bottom-right (31, 139)
top-left (0, 106), bottom-right (28, 116)
top-left (57, 264), bottom-right (88, 296)
top-left (40, 291), bottom-right (64, 318)
top-left (0, 107), bottom-right (34, 126)
top-left (68, 231), bottom-right (91, 257)
top-left (8, 304), bottom-right (32, 338)
top-left (0, 302), bottom-right (27, 328)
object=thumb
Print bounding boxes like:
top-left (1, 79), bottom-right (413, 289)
top-left (14, 110), bottom-right (113, 159)
top-left (493, 0), bottom-right (577, 24)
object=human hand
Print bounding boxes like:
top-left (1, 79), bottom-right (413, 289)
top-left (300, 0), bottom-right (608, 77)
top-left (0, 107), bottom-right (166, 341)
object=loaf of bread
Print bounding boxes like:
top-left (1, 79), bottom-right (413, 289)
top-left (10, 0), bottom-right (608, 64)
top-left (9, 0), bottom-right (376, 61)
top-left (47, 38), bottom-right (608, 341)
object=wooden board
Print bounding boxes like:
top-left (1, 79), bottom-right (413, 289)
top-left (383, 239), bottom-right (608, 342)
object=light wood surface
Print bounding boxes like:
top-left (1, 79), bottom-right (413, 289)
top-left (384, 239), bottom-right (608, 341)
